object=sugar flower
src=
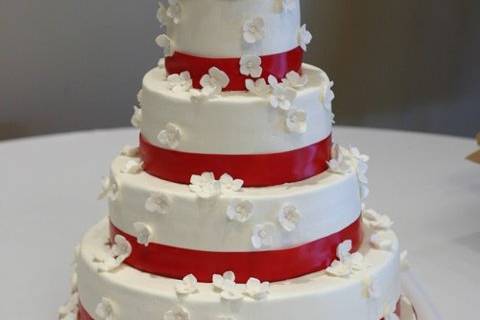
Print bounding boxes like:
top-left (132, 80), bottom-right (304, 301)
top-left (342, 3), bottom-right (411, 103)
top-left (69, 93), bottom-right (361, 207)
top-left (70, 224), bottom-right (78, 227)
top-left (189, 172), bottom-right (221, 199)
top-left (157, 122), bottom-right (182, 149)
top-left (133, 222), bottom-right (153, 246)
top-left (175, 274), bottom-right (199, 295)
top-left (219, 173), bottom-right (244, 194)
top-left (131, 105), bottom-right (142, 128)
top-left (243, 17), bottom-right (265, 44)
top-left (240, 55), bottom-right (263, 78)
top-left (245, 78), bottom-right (271, 97)
top-left (245, 277), bottom-right (270, 300)
top-left (298, 24), bottom-right (313, 51)
top-left (277, 204), bottom-right (302, 232)
top-left (251, 223), bottom-right (276, 249)
top-left (285, 108), bottom-right (307, 134)
top-left (200, 67), bottom-right (230, 96)
top-left (155, 34), bottom-right (174, 57)
top-left (145, 192), bottom-right (170, 215)
top-left (226, 199), bottom-right (254, 223)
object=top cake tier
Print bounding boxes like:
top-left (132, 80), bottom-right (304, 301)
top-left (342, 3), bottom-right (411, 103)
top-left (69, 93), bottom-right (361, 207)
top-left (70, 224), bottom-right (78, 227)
top-left (158, 0), bottom-right (302, 58)
top-left (157, 0), bottom-right (310, 91)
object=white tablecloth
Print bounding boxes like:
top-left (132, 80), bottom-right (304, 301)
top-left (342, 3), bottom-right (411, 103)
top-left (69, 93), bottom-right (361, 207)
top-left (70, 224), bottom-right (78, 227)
top-left (0, 127), bottom-right (477, 319)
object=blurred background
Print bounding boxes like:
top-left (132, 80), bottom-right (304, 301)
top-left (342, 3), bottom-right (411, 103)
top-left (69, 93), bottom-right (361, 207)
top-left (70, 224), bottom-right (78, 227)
top-left (0, 0), bottom-right (479, 141)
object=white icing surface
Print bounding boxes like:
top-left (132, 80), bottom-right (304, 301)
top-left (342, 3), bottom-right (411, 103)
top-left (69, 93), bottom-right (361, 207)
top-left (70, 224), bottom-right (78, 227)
top-left (164, 0), bottom-right (301, 57)
top-left (140, 63), bottom-right (333, 154)
top-left (109, 155), bottom-right (362, 252)
top-left (78, 220), bottom-right (401, 320)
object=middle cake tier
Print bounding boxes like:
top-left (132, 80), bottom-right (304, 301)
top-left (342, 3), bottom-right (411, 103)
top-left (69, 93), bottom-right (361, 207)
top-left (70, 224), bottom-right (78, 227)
top-left (107, 154), bottom-right (363, 282)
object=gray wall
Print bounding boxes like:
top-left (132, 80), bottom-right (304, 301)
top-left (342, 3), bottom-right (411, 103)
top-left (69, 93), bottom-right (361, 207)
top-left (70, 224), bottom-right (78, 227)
top-left (1, 0), bottom-right (479, 140)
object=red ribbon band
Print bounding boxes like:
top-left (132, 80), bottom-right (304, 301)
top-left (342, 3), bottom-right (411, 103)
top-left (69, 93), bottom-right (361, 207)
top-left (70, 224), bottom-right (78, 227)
top-left (109, 217), bottom-right (363, 284)
top-left (78, 299), bottom-right (401, 319)
top-left (140, 134), bottom-right (332, 187)
top-left (165, 47), bottom-right (304, 91)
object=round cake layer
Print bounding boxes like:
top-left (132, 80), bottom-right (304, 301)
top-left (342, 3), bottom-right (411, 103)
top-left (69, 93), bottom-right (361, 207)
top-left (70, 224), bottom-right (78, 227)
top-left (108, 155), bottom-right (362, 252)
top-left (77, 220), bottom-right (401, 320)
top-left (139, 63), bottom-right (333, 154)
top-left (163, 0), bottom-right (301, 58)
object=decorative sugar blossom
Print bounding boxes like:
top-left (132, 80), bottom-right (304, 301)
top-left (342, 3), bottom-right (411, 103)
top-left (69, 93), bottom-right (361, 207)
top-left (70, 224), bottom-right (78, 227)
top-left (275, 0), bottom-right (297, 13)
top-left (200, 67), bottom-right (230, 96)
top-left (320, 79), bottom-right (335, 111)
top-left (212, 271), bottom-right (236, 291)
top-left (243, 17), bottom-right (265, 44)
top-left (363, 275), bottom-right (380, 299)
top-left (298, 24), bottom-right (313, 51)
top-left (283, 71), bottom-right (308, 89)
top-left (383, 303), bottom-right (400, 320)
top-left (164, 305), bottom-right (190, 320)
top-left (145, 192), bottom-right (170, 215)
top-left (133, 222), bottom-right (153, 246)
top-left (121, 158), bottom-right (144, 174)
top-left (166, 0), bottom-right (182, 24)
top-left (277, 204), bottom-right (302, 232)
top-left (285, 108), bottom-right (307, 134)
top-left (245, 78), bottom-right (271, 97)
top-left (95, 297), bottom-right (114, 320)
top-left (157, 122), bottom-right (182, 149)
top-left (251, 223), bottom-right (276, 249)
top-left (137, 89), bottom-right (144, 106)
top-left (240, 55), bottom-right (263, 78)
top-left (190, 89), bottom-right (209, 104)
top-left (98, 176), bottom-right (118, 200)
top-left (269, 83), bottom-right (297, 110)
top-left (58, 292), bottom-right (79, 320)
top-left (157, 3), bottom-right (168, 25)
top-left (226, 199), bottom-right (254, 223)
top-left (156, 34), bottom-right (174, 57)
top-left (245, 277), bottom-right (270, 300)
top-left (131, 105), bottom-right (142, 128)
top-left (121, 145), bottom-right (139, 157)
top-left (370, 231), bottom-right (393, 251)
top-left (326, 239), bottom-right (366, 277)
top-left (362, 208), bottom-right (394, 230)
top-left (327, 145), bottom-right (352, 174)
top-left (175, 274), bottom-right (199, 295)
top-left (189, 172), bottom-right (221, 199)
top-left (95, 235), bottom-right (132, 272)
top-left (167, 71), bottom-right (193, 93)
top-left (219, 173), bottom-right (244, 194)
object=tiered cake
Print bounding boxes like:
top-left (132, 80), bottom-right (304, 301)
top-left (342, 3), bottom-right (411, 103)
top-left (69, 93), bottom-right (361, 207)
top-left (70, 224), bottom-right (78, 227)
top-left (59, 1), bottom-right (408, 319)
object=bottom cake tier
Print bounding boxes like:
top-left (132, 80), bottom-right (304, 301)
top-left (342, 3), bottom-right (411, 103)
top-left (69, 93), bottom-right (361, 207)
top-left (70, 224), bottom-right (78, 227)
top-left (71, 219), bottom-right (402, 320)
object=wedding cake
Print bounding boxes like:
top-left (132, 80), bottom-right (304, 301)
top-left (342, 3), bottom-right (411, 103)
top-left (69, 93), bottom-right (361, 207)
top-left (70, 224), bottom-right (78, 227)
top-left (59, 1), bottom-right (410, 319)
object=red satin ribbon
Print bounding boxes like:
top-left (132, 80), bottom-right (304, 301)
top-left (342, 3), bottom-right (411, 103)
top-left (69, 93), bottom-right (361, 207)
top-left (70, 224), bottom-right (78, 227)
top-left (140, 134), bottom-right (332, 187)
top-left (109, 217), bottom-right (363, 284)
top-left (78, 299), bottom-right (401, 320)
top-left (165, 47), bottom-right (304, 91)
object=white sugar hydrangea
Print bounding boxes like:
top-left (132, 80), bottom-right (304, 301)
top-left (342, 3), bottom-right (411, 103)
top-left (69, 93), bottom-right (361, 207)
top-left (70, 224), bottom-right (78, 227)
top-left (133, 222), bottom-right (153, 246)
top-left (145, 192), bottom-right (170, 215)
top-left (219, 173), bottom-right (244, 194)
top-left (131, 105), bottom-right (142, 128)
top-left (283, 71), bottom-right (308, 89)
top-left (243, 17), bottom-right (265, 44)
top-left (269, 83), bottom-right (297, 110)
top-left (121, 158), bottom-right (143, 174)
top-left (166, 71), bottom-right (193, 93)
top-left (156, 34), bottom-right (174, 57)
top-left (251, 223), bottom-right (276, 249)
top-left (95, 234), bottom-right (132, 272)
top-left (164, 305), bottom-right (190, 320)
top-left (166, 0), bottom-right (182, 24)
top-left (245, 277), bottom-right (270, 300)
top-left (326, 239), bottom-right (366, 278)
top-left (245, 78), bottom-right (271, 97)
top-left (157, 122), bottom-right (182, 149)
top-left (200, 67), bottom-right (230, 96)
top-left (226, 199), bottom-right (254, 223)
top-left (95, 297), bottom-right (114, 320)
top-left (298, 24), bottom-right (313, 51)
top-left (189, 172), bottom-right (221, 199)
top-left (212, 271), bottom-right (236, 291)
top-left (240, 55), bottom-right (263, 78)
top-left (362, 208), bottom-right (394, 230)
top-left (98, 176), bottom-right (118, 200)
top-left (120, 145), bottom-right (139, 157)
top-left (277, 204), bottom-right (302, 232)
top-left (175, 274), bottom-right (199, 295)
top-left (370, 231), bottom-right (393, 251)
top-left (285, 108), bottom-right (307, 134)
